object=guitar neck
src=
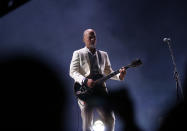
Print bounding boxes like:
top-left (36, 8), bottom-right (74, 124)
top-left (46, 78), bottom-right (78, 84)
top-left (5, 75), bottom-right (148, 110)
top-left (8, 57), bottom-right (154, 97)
top-left (94, 58), bottom-right (142, 83)
top-left (95, 66), bottom-right (130, 83)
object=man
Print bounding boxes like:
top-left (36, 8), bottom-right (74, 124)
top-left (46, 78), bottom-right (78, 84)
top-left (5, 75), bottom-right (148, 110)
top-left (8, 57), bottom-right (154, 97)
top-left (69, 29), bottom-right (126, 131)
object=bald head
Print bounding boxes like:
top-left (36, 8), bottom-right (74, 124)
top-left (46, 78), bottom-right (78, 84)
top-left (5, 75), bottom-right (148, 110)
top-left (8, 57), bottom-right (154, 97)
top-left (83, 29), bottom-right (96, 36)
top-left (83, 29), bottom-right (96, 50)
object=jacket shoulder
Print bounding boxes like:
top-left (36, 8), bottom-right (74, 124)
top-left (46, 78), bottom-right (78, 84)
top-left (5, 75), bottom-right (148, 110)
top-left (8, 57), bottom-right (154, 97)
top-left (98, 50), bottom-right (108, 56)
top-left (73, 47), bottom-right (85, 54)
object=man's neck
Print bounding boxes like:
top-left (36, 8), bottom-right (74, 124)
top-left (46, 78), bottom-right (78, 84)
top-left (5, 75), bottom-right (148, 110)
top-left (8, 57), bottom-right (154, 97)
top-left (89, 48), bottom-right (96, 54)
top-left (85, 46), bottom-right (96, 54)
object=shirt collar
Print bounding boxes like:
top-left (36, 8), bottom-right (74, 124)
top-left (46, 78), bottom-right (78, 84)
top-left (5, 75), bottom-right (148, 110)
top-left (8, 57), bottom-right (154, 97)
top-left (84, 46), bottom-right (97, 55)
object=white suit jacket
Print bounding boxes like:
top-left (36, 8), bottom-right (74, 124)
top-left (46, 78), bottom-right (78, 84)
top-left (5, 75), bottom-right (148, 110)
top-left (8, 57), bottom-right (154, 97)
top-left (69, 47), bottom-right (120, 85)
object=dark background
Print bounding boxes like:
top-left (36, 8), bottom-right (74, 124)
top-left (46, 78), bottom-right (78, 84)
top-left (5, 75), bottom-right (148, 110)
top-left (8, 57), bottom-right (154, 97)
top-left (0, 0), bottom-right (187, 130)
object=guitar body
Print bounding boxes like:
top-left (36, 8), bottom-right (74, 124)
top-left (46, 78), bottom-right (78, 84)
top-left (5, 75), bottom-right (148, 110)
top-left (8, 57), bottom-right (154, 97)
top-left (74, 74), bottom-right (106, 101)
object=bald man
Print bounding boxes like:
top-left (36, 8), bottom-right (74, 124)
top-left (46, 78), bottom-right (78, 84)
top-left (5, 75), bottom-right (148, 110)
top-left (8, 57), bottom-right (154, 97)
top-left (70, 29), bottom-right (126, 131)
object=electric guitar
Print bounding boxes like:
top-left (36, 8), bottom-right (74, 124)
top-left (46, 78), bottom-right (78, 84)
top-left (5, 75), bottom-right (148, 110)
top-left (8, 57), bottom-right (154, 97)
top-left (74, 59), bottom-right (142, 101)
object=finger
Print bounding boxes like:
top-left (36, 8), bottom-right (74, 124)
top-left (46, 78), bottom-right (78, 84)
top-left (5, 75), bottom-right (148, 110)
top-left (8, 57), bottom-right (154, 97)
top-left (121, 69), bottom-right (126, 74)
top-left (121, 68), bottom-right (125, 72)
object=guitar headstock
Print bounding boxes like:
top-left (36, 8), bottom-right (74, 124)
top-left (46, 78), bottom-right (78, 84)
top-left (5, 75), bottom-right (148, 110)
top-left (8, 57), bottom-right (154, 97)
top-left (128, 59), bottom-right (142, 68)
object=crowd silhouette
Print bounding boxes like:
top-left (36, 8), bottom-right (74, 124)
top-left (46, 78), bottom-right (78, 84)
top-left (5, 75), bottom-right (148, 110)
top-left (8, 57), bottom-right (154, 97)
top-left (158, 65), bottom-right (187, 131)
top-left (0, 54), bottom-right (67, 130)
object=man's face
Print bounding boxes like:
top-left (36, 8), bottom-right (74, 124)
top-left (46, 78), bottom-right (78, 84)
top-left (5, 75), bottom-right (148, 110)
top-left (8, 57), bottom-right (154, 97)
top-left (83, 29), bottom-right (96, 49)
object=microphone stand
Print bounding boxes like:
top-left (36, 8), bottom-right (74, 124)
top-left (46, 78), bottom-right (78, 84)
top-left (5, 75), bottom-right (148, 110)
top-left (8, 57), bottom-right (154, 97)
top-left (164, 38), bottom-right (184, 102)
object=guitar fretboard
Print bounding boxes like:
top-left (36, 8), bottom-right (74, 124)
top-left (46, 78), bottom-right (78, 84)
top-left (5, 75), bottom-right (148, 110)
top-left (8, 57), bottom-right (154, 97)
top-left (95, 66), bottom-right (130, 83)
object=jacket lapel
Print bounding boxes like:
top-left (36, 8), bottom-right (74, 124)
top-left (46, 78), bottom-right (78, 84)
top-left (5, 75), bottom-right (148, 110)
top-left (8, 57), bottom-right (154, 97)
top-left (83, 47), bottom-right (91, 72)
top-left (96, 51), bottom-right (101, 69)
top-left (96, 50), bottom-right (103, 74)
top-left (85, 53), bottom-right (90, 68)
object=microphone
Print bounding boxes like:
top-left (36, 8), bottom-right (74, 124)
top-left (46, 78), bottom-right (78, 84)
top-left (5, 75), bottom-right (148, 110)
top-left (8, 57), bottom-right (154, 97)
top-left (163, 38), bottom-right (171, 43)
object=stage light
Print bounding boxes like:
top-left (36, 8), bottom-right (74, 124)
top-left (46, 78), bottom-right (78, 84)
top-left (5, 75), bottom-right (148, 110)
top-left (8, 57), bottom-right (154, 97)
top-left (92, 120), bottom-right (105, 131)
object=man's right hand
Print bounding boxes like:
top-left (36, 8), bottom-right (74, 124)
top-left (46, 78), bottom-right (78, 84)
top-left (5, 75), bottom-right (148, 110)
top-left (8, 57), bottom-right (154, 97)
top-left (87, 79), bottom-right (95, 88)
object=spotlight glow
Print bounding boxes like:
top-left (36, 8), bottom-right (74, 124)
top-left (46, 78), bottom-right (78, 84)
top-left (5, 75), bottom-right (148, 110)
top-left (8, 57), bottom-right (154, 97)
top-left (92, 120), bottom-right (105, 131)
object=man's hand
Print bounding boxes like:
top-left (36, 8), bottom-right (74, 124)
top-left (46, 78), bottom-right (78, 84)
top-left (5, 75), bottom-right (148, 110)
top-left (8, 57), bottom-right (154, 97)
top-left (119, 67), bottom-right (126, 80)
top-left (87, 79), bottom-right (95, 88)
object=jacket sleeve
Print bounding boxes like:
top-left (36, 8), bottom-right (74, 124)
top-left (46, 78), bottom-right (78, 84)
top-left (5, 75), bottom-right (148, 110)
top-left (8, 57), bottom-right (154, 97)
top-left (69, 51), bottom-right (86, 85)
top-left (104, 52), bottom-right (121, 81)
